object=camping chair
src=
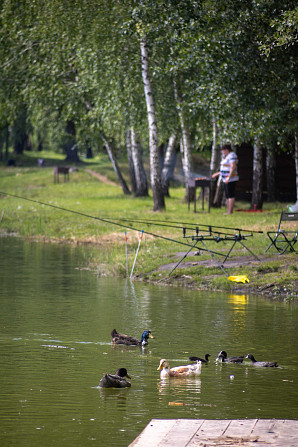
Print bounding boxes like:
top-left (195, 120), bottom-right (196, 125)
top-left (265, 211), bottom-right (298, 254)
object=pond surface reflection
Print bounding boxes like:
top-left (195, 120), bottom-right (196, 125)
top-left (0, 237), bottom-right (297, 447)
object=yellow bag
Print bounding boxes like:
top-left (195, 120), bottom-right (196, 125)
top-left (228, 275), bottom-right (249, 284)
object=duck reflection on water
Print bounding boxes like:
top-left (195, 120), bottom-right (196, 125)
top-left (98, 386), bottom-right (131, 405)
top-left (158, 376), bottom-right (201, 395)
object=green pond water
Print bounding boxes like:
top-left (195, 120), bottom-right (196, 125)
top-left (0, 237), bottom-right (297, 447)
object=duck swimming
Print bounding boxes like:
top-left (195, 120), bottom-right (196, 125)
top-left (217, 350), bottom-right (244, 363)
top-left (245, 354), bottom-right (278, 367)
top-left (111, 329), bottom-right (153, 346)
top-left (99, 368), bottom-right (131, 388)
top-left (189, 354), bottom-right (210, 363)
top-left (157, 359), bottom-right (202, 378)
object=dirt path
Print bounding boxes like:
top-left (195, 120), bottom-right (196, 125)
top-left (155, 253), bottom-right (279, 272)
top-left (85, 169), bottom-right (119, 186)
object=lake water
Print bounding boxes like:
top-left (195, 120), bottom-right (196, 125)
top-left (0, 237), bottom-right (297, 447)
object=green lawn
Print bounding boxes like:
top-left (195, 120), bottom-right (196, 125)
top-left (0, 150), bottom-right (297, 300)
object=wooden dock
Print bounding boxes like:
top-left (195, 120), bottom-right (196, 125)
top-left (129, 419), bottom-right (298, 446)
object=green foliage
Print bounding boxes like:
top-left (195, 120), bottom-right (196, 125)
top-left (0, 0), bottom-right (297, 157)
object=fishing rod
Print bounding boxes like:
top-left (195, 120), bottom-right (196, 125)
top-left (1, 190), bottom-right (263, 235)
top-left (0, 191), bottom-right (222, 255)
top-left (99, 216), bottom-right (264, 235)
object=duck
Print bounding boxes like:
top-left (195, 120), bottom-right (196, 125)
top-left (245, 354), bottom-right (278, 367)
top-left (157, 358), bottom-right (202, 378)
top-left (189, 354), bottom-right (210, 363)
top-left (111, 329), bottom-right (153, 346)
top-left (99, 368), bottom-right (131, 388)
top-left (217, 350), bottom-right (244, 363)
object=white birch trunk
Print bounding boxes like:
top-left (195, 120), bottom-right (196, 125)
top-left (126, 129), bottom-right (137, 195)
top-left (210, 116), bottom-right (221, 173)
top-left (161, 132), bottom-right (178, 196)
top-left (140, 35), bottom-right (165, 211)
top-left (210, 116), bottom-right (221, 205)
top-left (173, 79), bottom-right (195, 201)
top-left (131, 126), bottom-right (148, 197)
top-left (101, 133), bottom-right (131, 195)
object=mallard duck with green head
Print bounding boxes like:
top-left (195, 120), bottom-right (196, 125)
top-left (111, 329), bottom-right (153, 346)
top-left (99, 368), bottom-right (131, 388)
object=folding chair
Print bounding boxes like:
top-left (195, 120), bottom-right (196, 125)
top-left (266, 211), bottom-right (298, 254)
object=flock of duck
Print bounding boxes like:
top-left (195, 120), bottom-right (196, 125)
top-left (99, 329), bottom-right (279, 388)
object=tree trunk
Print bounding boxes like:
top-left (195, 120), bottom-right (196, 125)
top-left (161, 133), bottom-right (178, 196)
top-left (179, 136), bottom-right (195, 202)
top-left (0, 126), bottom-right (7, 161)
top-left (37, 133), bottom-right (43, 151)
top-left (0, 133), bottom-right (2, 162)
top-left (126, 129), bottom-right (137, 195)
top-left (130, 127), bottom-right (148, 197)
top-left (295, 133), bottom-right (298, 203)
top-left (64, 120), bottom-right (80, 163)
top-left (173, 79), bottom-right (195, 202)
top-left (101, 133), bottom-right (131, 195)
top-left (12, 106), bottom-right (30, 155)
top-left (210, 116), bottom-right (221, 205)
top-left (266, 147), bottom-right (276, 202)
top-left (5, 126), bottom-right (9, 160)
top-left (86, 146), bottom-right (93, 159)
top-left (64, 142), bottom-right (80, 162)
top-left (251, 141), bottom-right (263, 210)
top-left (140, 35), bottom-right (165, 211)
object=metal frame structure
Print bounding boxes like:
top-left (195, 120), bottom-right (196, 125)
top-left (168, 226), bottom-right (260, 277)
top-left (266, 211), bottom-right (298, 254)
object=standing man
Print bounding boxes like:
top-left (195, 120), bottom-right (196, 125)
top-left (212, 144), bottom-right (239, 214)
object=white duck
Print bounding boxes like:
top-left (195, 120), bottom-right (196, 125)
top-left (157, 358), bottom-right (202, 379)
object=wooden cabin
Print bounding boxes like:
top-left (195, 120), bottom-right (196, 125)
top-left (236, 143), bottom-right (296, 202)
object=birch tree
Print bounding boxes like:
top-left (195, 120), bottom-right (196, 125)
top-left (130, 126), bottom-right (148, 197)
top-left (210, 116), bottom-right (221, 204)
top-left (173, 79), bottom-right (195, 201)
top-left (101, 133), bottom-right (131, 195)
top-left (140, 34), bottom-right (165, 211)
top-left (126, 129), bottom-right (137, 195)
top-left (161, 132), bottom-right (178, 197)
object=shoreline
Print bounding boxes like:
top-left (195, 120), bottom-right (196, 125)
top-left (1, 231), bottom-right (297, 302)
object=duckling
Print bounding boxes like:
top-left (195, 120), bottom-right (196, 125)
top-left (111, 329), bottom-right (153, 346)
top-left (157, 358), bottom-right (202, 378)
top-left (99, 368), bottom-right (131, 388)
top-left (189, 354), bottom-right (210, 363)
top-left (217, 350), bottom-right (244, 363)
top-left (245, 354), bottom-right (278, 367)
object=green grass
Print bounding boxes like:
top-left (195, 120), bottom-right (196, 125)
top-left (0, 150), bottom-right (297, 300)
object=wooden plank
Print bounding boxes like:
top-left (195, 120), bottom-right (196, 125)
top-left (191, 419), bottom-right (231, 443)
top-left (129, 419), bottom-right (298, 447)
top-left (128, 419), bottom-right (176, 447)
top-left (266, 420), bottom-right (298, 447)
top-left (161, 419), bottom-right (204, 446)
top-left (224, 418), bottom-right (258, 437)
top-left (250, 419), bottom-right (280, 446)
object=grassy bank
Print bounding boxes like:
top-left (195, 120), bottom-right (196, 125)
top-left (0, 150), bottom-right (297, 301)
